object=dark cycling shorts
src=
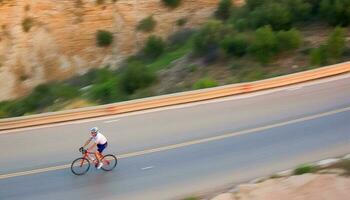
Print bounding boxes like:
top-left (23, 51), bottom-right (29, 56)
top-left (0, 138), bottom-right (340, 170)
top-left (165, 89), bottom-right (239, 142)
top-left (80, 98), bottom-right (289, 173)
top-left (97, 142), bottom-right (108, 153)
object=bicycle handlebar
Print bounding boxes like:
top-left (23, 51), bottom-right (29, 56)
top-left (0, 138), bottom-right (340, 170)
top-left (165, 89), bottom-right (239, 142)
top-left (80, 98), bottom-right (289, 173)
top-left (79, 147), bottom-right (87, 154)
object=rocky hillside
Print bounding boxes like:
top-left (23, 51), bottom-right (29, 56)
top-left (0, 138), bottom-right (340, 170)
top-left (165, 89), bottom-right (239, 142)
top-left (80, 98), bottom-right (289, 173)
top-left (0, 0), bottom-right (228, 101)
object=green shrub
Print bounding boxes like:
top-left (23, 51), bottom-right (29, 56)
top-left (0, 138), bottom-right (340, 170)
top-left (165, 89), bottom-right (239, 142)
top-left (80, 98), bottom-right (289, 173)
top-left (319, 0), bottom-right (350, 26)
top-left (66, 68), bottom-right (117, 88)
top-left (182, 197), bottom-right (199, 200)
top-left (143, 35), bottom-right (165, 59)
top-left (246, 0), bottom-right (270, 10)
top-left (249, 26), bottom-right (278, 64)
top-left (168, 28), bottom-right (195, 47)
top-left (86, 78), bottom-right (122, 104)
top-left (221, 34), bottom-right (250, 57)
top-left (96, 30), bottom-right (113, 47)
top-left (294, 164), bottom-right (316, 175)
top-left (215, 0), bottom-right (233, 21)
top-left (233, 18), bottom-right (250, 32)
top-left (326, 27), bottom-right (346, 60)
top-left (137, 16), bottom-right (156, 32)
top-left (1, 83), bottom-right (80, 117)
top-left (193, 20), bottom-right (226, 56)
top-left (310, 45), bottom-right (328, 66)
top-left (121, 61), bottom-right (156, 94)
top-left (193, 78), bottom-right (218, 89)
top-left (250, 2), bottom-right (292, 30)
top-left (162, 0), bottom-right (182, 8)
top-left (286, 0), bottom-right (312, 21)
top-left (276, 28), bottom-right (303, 51)
top-left (22, 17), bottom-right (33, 32)
top-left (176, 17), bottom-right (187, 26)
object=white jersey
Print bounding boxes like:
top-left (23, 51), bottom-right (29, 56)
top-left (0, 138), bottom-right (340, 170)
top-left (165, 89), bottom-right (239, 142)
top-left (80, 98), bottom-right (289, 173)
top-left (91, 132), bottom-right (107, 145)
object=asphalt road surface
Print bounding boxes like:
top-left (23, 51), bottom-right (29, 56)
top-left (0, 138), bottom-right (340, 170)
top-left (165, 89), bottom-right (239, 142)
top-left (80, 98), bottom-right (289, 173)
top-left (1, 73), bottom-right (350, 200)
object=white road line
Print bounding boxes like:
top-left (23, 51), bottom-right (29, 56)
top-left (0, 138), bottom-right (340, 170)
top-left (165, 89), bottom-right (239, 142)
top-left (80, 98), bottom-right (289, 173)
top-left (1, 73), bottom-right (350, 135)
top-left (104, 119), bottom-right (120, 123)
top-left (141, 166), bottom-right (154, 170)
top-left (1, 105), bottom-right (349, 180)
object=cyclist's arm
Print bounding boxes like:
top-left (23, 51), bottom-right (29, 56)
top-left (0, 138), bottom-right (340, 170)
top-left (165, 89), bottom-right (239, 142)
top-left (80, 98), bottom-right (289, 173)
top-left (82, 138), bottom-right (92, 148)
top-left (88, 143), bottom-right (97, 151)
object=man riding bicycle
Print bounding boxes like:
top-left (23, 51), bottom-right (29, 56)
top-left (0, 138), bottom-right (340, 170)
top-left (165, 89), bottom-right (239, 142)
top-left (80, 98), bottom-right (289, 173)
top-left (81, 127), bottom-right (108, 169)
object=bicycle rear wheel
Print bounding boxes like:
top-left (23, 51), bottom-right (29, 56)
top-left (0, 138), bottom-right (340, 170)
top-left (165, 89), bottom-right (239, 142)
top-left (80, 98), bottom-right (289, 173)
top-left (101, 154), bottom-right (117, 171)
top-left (71, 157), bottom-right (90, 175)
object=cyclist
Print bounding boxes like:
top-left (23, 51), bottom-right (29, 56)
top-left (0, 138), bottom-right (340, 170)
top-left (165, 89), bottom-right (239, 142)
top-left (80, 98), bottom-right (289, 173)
top-left (81, 127), bottom-right (108, 169)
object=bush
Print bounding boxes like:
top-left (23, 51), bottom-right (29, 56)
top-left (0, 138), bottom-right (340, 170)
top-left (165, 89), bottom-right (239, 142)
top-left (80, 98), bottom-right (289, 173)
top-left (233, 18), bottom-right (250, 32)
top-left (276, 29), bottom-right (303, 51)
top-left (168, 28), bottom-right (195, 47)
top-left (86, 78), bottom-right (122, 104)
top-left (294, 164), bottom-right (316, 175)
top-left (250, 2), bottom-right (292, 30)
top-left (176, 17), bottom-right (187, 26)
top-left (162, 0), bottom-right (182, 8)
top-left (120, 62), bottom-right (156, 94)
top-left (96, 30), bottom-right (113, 47)
top-left (246, 0), bottom-right (271, 10)
top-left (319, 0), bottom-right (350, 26)
top-left (215, 0), bottom-right (233, 21)
top-left (143, 35), bottom-right (165, 59)
top-left (137, 16), bottom-right (156, 32)
top-left (22, 17), bottom-right (33, 32)
top-left (193, 20), bottom-right (226, 56)
top-left (310, 45), bottom-right (328, 66)
top-left (1, 83), bottom-right (80, 117)
top-left (249, 26), bottom-right (278, 64)
top-left (65, 68), bottom-right (117, 88)
top-left (285, 0), bottom-right (312, 21)
top-left (193, 78), bottom-right (218, 89)
top-left (221, 34), bottom-right (250, 57)
top-left (326, 27), bottom-right (346, 60)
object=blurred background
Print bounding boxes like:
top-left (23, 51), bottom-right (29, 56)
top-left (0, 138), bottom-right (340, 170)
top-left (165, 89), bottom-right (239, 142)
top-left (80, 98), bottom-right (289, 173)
top-left (0, 0), bottom-right (349, 118)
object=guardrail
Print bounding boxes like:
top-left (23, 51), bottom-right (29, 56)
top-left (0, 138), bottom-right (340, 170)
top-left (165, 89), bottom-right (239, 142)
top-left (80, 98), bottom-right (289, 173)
top-left (1, 61), bottom-right (349, 131)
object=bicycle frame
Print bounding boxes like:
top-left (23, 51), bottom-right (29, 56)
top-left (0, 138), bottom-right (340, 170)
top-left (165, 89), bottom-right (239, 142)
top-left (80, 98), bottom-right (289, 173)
top-left (80, 149), bottom-right (110, 167)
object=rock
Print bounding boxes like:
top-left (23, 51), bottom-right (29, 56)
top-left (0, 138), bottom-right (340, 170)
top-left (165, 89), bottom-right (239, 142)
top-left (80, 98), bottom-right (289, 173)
top-left (211, 193), bottom-right (235, 200)
top-left (276, 169), bottom-right (293, 177)
top-left (0, 0), bottom-right (230, 100)
top-left (317, 168), bottom-right (347, 175)
top-left (317, 158), bottom-right (340, 168)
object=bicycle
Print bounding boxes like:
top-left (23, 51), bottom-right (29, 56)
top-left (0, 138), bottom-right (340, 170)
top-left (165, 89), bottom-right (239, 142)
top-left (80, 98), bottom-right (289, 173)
top-left (71, 147), bottom-right (118, 175)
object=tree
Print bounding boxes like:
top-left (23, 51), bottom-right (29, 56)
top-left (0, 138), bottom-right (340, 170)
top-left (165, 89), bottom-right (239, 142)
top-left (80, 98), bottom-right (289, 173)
top-left (249, 26), bottom-right (278, 63)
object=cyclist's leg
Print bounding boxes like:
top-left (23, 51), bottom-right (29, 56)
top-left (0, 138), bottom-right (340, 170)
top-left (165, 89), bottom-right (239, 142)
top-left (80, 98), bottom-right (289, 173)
top-left (96, 143), bottom-right (107, 163)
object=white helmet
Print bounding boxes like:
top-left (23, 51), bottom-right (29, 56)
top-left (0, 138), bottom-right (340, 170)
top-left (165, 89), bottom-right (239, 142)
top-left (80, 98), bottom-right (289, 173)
top-left (90, 127), bottom-right (99, 134)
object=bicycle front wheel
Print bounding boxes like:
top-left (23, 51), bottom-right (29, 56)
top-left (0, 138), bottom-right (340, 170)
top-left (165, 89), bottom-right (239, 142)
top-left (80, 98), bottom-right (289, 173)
top-left (71, 157), bottom-right (90, 175)
top-left (101, 154), bottom-right (117, 171)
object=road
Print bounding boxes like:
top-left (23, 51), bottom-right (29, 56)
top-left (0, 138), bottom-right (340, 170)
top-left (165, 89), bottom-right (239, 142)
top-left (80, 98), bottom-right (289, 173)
top-left (1, 73), bottom-right (350, 200)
